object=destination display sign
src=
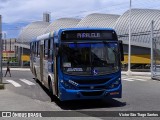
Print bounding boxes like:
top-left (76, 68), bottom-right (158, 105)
top-left (61, 30), bottom-right (117, 41)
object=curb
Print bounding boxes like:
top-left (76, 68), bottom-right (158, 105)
top-left (2, 68), bottom-right (30, 71)
top-left (0, 84), bottom-right (5, 90)
top-left (121, 72), bottom-right (151, 77)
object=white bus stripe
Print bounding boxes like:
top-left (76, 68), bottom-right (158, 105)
top-left (6, 80), bottom-right (21, 87)
top-left (20, 79), bottom-right (36, 85)
top-left (122, 78), bottom-right (147, 82)
top-left (123, 79), bottom-right (134, 81)
top-left (133, 78), bottom-right (147, 81)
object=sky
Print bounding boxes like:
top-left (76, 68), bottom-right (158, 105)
top-left (0, 0), bottom-right (160, 38)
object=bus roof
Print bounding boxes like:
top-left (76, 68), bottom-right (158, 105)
top-left (31, 31), bottom-right (55, 42)
top-left (36, 32), bottom-right (50, 41)
top-left (56, 27), bottom-right (115, 35)
top-left (30, 28), bottom-right (116, 43)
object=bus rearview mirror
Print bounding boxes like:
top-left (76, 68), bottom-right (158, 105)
top-left (55, 47), bottom-right (59, 56)
top-left (119, 40), bottom-right (124, 61)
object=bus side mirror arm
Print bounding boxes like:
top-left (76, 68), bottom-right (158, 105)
top-left (119, 40), bottom-right (124, 61)
top-left (55, 47), bottom-right (59, 56)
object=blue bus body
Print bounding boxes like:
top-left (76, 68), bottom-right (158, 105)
top-left (30, 28), bottom-right (123, 101)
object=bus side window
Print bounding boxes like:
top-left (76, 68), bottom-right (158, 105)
top-left (49, 39), bottom-right (54, 72)
top-left (31, 42), bottom-right (34, 56)
top-left (44, 39), bottom-right (48, 59)
top-left (33, 42), bottom-right (36, 57)
top-left (36, 41), bottom-right (39, 57)
top-left (48, 39), bottom-right (51, 60)
top-left (38, 41), bottom-right (40, 57)
top-left (35, 42), bottom-right (38, 57)
top-left (30, 43), bottom-right (32, 55)
top-left (49, 39), bottom-right (53, 60)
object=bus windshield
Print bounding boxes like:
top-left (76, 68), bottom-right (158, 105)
top-left (61, 42), bottom-right (119, 75)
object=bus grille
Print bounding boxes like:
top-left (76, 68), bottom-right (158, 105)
top-left (81, 91), bottom-right (104, 96)
top-left (79, 86), bottom-right (106, 90)
top-left (74, 78), bottom-right (110, 85)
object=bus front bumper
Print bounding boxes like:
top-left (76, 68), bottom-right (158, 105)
top-left (58, 84), bottom-right (122, 101)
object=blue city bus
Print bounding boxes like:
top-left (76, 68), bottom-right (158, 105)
top-left (30, 28), bottom-right (124, 101)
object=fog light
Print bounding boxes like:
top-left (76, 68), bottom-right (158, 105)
top-left (110, 92), bottom-right (119, 95)
top-left (60, 80), bottom-right (75, 89)
top-left (109, 79), bottom-right (120, 89)
top-left (76, 92), bottom-right (80, 98)
top-left (105, 91), bottom-right (108, 96)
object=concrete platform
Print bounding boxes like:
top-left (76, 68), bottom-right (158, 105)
top-left (122, 71), bottom-right (151, 76)
top-left (2, 68), bottom-right (30, 71)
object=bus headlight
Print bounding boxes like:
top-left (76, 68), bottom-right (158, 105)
top-left (60, 80), bottom-right (75, 89)
top-left (108, 78), bottom-right (121, 89)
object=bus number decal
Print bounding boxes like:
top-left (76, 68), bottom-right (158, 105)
top-left (63, 63), bottom-right (71, 67)
top-left (67, 68), bottom-right (83, 72)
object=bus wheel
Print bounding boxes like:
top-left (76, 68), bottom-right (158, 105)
top-left (49, 80), bottom-right (55, 101)
top-left (49, 80), bottom-right (53, 95)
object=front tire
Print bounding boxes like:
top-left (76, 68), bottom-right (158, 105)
top-left (49, 80), bottom-right (56, 101)
top-left (49, 80), bottom-right (53, 95)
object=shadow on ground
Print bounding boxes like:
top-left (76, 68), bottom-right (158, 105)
top-left (35, 78), bottom-right (126, 110)
top-left (56, 99), bottom-right (126, 110)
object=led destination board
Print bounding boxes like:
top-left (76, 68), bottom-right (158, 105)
top-left (77, 33), bottom-right (101, 39)
top-left (61, 30), bottom-right (117, 41)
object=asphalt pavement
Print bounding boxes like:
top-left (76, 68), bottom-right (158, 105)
top-left (0, 68), bottom-right (160, 120)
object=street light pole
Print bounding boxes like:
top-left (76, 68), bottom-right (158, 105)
top-left (0, 15), bottom-right (3, 83)
top-left (21, 32), bottom-right (23, 68)
top-left (151, 21), bottom-right (154, 78)
top-left (127, 0), bottom-right (132, 76)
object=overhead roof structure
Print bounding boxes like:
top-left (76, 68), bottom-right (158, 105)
top-left (76, 13), bottom-right (120, 28)
top-left (114, 9), bottom-right (160, 48)
top-left (18, 21), bottom-right (50, 43)
top-left (17, 9), bottom-right (160, 49)
top-left (45, 18), bottom-right (81, 33)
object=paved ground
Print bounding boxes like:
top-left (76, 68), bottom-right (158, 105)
top-left (0, 68), bottom-right (160, 120)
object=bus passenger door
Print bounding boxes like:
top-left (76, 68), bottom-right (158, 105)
top-left (30, 43), bottom-right (34, 73)
top-left (40, 44), bottom-right (44, 82)
top-left (30, 51), bottom-right (33, 73)
top-left (53, 55), bottom-right (58, 96)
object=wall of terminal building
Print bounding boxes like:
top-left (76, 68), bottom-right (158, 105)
top-left (15, 46), bottom-right (30, 66)
top-left (2, 38), bottom-right (30, 66)
top-left (21, 47), bottom-right (30, 62)
top-left (123, 44), bottom-right (151, 64)
top-left (3, 39), bottom-right (151, 66)
top-left (16, 44), bottom-right (151, 65)
top-left (2, 39), bottom-right (17, 63)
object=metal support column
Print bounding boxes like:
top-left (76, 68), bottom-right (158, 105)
top-left (151, 20), bottom-right (154, 78)
top-left (127, 0), bottom-right (132, 76)
top-left (0, 15), bottom-right (3, 83)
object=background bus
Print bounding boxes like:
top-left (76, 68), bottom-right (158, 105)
top-left (30, 28), bottom-right (124, 101)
